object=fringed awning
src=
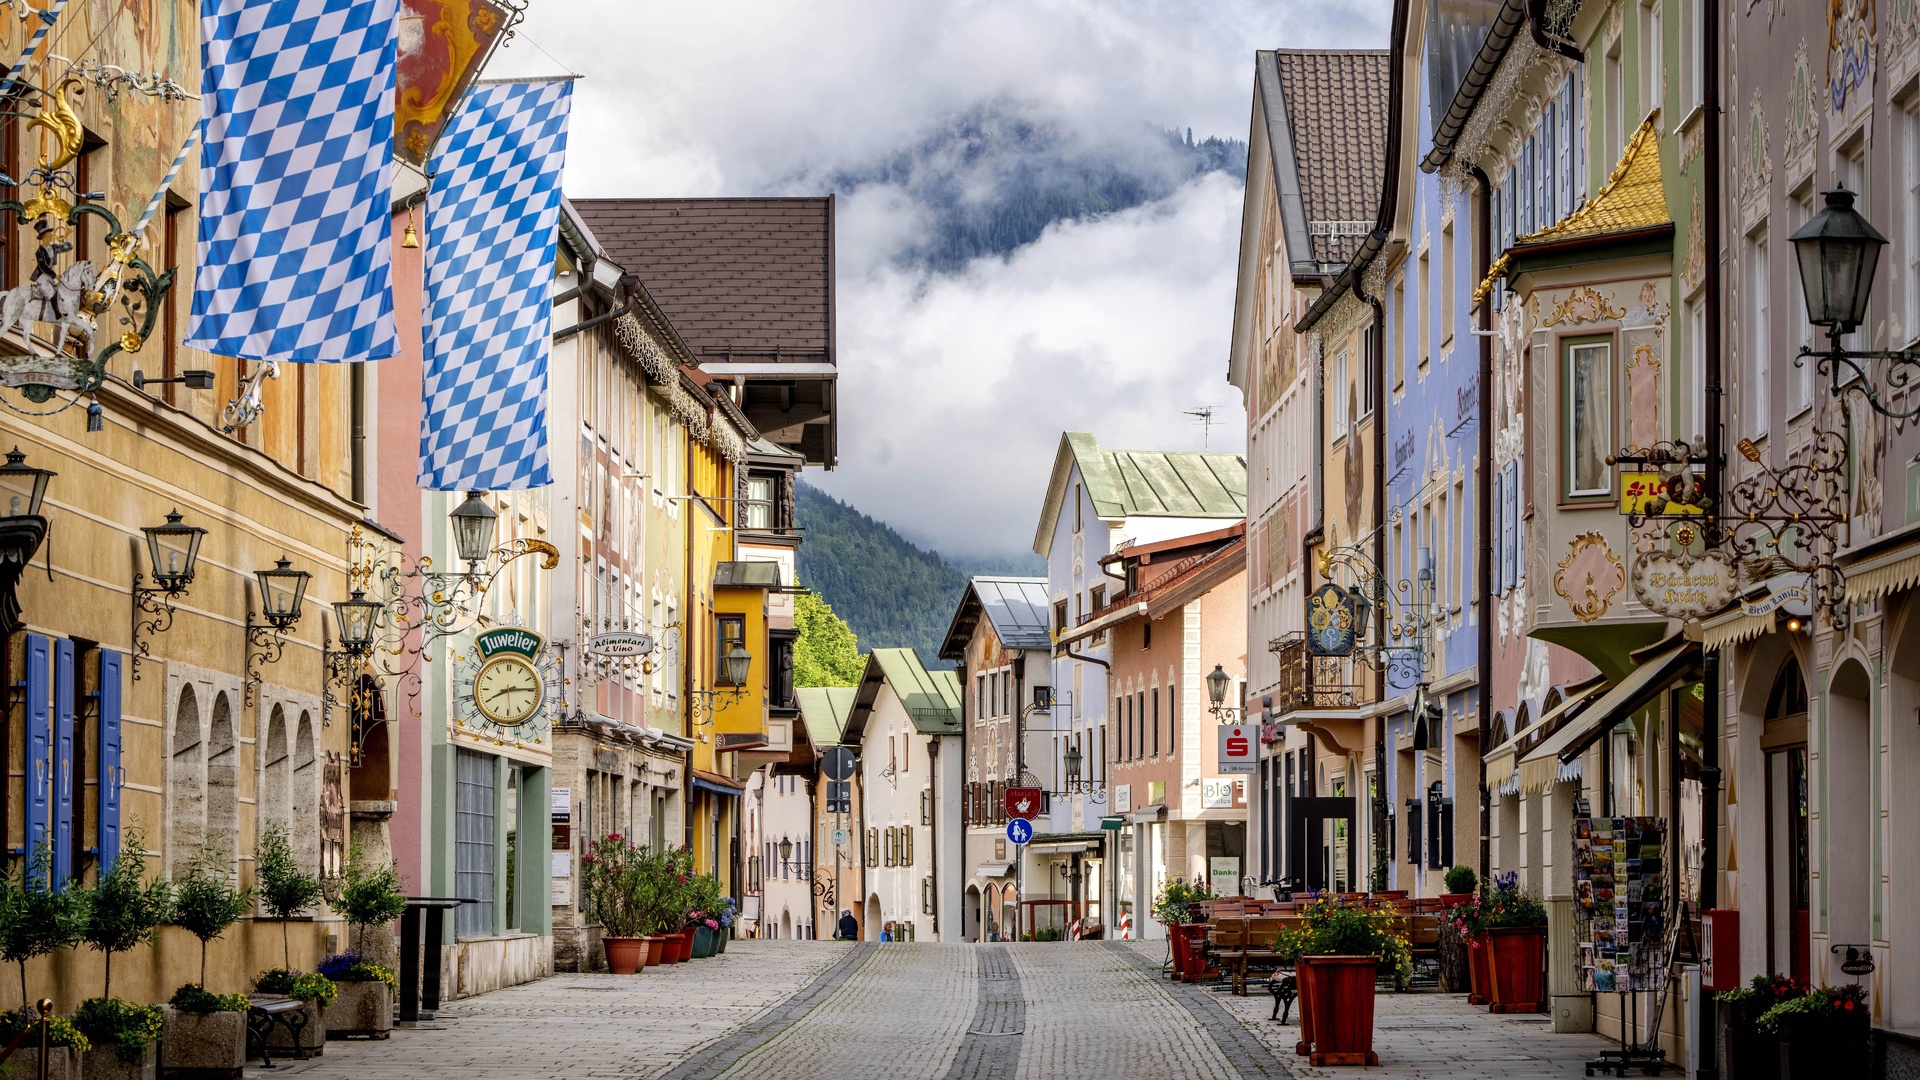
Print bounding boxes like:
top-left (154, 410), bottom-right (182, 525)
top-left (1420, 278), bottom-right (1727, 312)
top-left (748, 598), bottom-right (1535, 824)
top-left (1840, 536), bottom-right (1920, 604)
top-left (1698, 608), bottom-right (1775, 652)
top-left (1516, 640), bottom-right (1700, 794)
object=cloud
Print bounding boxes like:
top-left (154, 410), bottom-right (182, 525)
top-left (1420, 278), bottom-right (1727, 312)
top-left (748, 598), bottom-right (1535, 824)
top-left (808, 171), bottom-right (1249, 558)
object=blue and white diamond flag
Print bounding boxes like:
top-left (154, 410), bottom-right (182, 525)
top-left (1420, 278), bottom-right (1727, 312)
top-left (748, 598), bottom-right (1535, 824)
top-left (185, 0), bottom-right (398, 362)
top-left (418, 79), bottom-right (572, 491)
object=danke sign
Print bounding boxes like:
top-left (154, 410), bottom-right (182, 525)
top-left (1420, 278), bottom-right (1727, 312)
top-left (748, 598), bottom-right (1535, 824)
top-left (1630, 549), bottom-right (1738, 620)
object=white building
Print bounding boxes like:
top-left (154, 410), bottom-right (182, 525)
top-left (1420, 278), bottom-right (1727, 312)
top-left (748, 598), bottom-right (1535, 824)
top-left (844, 648), bottom-right (963, 942)
top-left (742, 768), bottom-right (818, 939)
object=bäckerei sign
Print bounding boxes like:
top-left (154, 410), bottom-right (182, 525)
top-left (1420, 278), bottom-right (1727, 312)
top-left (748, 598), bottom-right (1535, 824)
top-left (1630, 549), bottom-right (1737, 620)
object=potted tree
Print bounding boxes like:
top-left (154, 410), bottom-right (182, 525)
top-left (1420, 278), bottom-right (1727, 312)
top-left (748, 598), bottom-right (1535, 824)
top-left (580, 834), bottom-right (649, 974)
top-left (1717, 974), bottom-right (1802, 1080)
top-left (252, 824), bottom-right (326, 1059)
top-left (0, 845), bottom-right (91, 1011)
top-left (1439, 865), bottom-right (1477, 907)
top-left (163, 844), bottom-right (252, 1079)
top-left (1758, 983), bottom-right (1869, 1079)
top-left (1276, 898), bottom-right (1410, 1066)
top-left (76, 830), bottom-right (171, 1079)
top-left (319, 846), bottom-right (407, 1038)
top-left (1479, 872), bottom-right (1548, 1013)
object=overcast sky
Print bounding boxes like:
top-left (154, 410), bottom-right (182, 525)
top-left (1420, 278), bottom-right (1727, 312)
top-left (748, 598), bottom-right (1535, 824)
top-left (495, 0), bottom-right (1392, 558)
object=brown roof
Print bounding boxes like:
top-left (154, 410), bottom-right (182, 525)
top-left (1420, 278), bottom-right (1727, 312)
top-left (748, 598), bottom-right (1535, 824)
top-left (1268, 50), bottom-right (1391, 267)
top-left (569, 197), bottom-right (834, 364)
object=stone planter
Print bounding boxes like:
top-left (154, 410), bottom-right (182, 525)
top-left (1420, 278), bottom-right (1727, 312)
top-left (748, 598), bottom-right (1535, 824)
top-left (323, 981), bottom-right (393, 1039)
top-left (79, 1045), bottom-right (156, 1080)
top-left (159, 1007), bottom-right (246, 1079)
top-left (9, 1048), bottom-right (76, 1080)
top-left (252, 997), bottom-right (324, 1059)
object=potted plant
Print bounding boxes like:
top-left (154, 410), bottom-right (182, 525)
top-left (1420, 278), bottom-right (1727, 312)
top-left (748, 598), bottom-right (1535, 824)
top-left (1479, 872), bottom-right (1548, 1013)
top-left (1440, 865), bottom-right (1477, 907)
top-left (685, 872), bottom-right (722, 958)
top-left (320, 847), bottom-right (406, 1036)
top-left (0, 1008), bottom-right (90, 1080)
top-left (250, 969), bottom-right (333, 1059)
top-left (71, 996), bottom-right (162, 1080)
top-left (1150, 877), bottom-right (1217, 982)
top-left (0, 844), bottom-right (91, 1009)
top-left (163, 845), bottom-right (252, 1079)
top-left (658, 849), bottom-right (696, 963)
top-left (1275, 898), bottom-right (1411, 1066)
top-left (161, 984), bottom-right (250, 1080)
top-left (1717, 973), bottom-right (1802, 1080)
top-left (1758, 983), bottom-right (1869, 1079)
top-left (580, 834), bottom-right (650, 973)
top-left (715, 898), bottom-right (736, 953)
top-left (1447, 891), bottom-right (1492, 1004)
top-left (254, 824), bottom-right (323, 974)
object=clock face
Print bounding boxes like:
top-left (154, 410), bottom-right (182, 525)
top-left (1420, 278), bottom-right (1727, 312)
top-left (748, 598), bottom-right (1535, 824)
top-left (473, 655), bottom-right (543, 726)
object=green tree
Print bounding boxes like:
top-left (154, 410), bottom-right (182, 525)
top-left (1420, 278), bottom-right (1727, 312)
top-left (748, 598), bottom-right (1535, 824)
top-left (327, 846), bottom-right (407, 956)
top-left (0, 845), bottom-right (90, 1006)
top-left (793, 589), bottom-right (864, 687)
top-left (171, 843), bottom-right (253, 987)
top-left (84, 830), bottom-right (172, 998)
top-left (256, 824), bottom-right (323, 971)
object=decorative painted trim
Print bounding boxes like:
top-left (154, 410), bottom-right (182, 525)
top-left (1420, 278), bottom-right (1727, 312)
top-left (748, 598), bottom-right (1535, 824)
top-left (1554, 532), bottom-right (1626, 623)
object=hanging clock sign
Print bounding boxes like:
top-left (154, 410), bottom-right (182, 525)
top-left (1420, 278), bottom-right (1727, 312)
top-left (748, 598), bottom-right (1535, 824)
top-left (455, 626), bottom-right (563, 746)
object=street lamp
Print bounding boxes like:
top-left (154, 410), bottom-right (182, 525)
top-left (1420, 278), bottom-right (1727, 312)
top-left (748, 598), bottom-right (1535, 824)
top-left (131, 509), bottom-right (207, 680)
top-left (332, 589), bottom-right (382, 656)
top-left (448, 491), bottom-right (498, 567)
top-left (720, 642), bottom-right (752, 687)
top-left (0, 447), bottom-right (53, 638)
top-left (779, 836), bottom-right (794, 877)
top-left (1063, 740), bottom-right (1083, 791)
top-left (246, 557), bottom-right (312, 705)
top-left (1787, 187), bottom-right (1920, 418)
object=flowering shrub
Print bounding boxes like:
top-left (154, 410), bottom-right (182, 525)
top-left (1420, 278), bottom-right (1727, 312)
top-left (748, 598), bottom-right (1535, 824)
top-left (1274, 898), bottom-right (1414, 989)
top-left (318, 952), bottom-right (398, 990)
top-left (73, 996), bottom-right (163, 1062)
top-left (1756, 983), bottom-right (1869, 1035)
top-left (1478, 871), bottom-right (1547, 931)
top-left (0, 1010), bottom-right (88, 1051)
top-left (717, 897), bottom-right (738, 929)
top-left (1717, 972), bottom-right (1806, 1009)
top-left (1150, 877), bottom-right (1217, 925)
top-left (169, 983), bottom-right (250, 1014)
top-left (580, 834), bottom-right (653, 938)
top-left (254, 968), bottom-right (338, 1008)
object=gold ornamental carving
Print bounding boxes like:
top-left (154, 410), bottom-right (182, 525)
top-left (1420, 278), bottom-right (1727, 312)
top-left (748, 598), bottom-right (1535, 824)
top-left (1542, 286), bottom-right (1627, 327)
top-left (1554, 532), bottom-right (1626, 623)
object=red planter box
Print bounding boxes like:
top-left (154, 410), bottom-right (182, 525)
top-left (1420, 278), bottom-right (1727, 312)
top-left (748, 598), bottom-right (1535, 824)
top-left (603, 935), bottom-right (646, 974)
top-left (1298, 956), bottom-right (1380, 1066)
top-left (1485, 925), bottom-right (1547, 1013)
top-left (1467, 933), bottom-right (1491, 1005)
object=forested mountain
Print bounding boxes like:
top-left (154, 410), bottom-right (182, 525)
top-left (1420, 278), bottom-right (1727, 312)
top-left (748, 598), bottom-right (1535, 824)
top-left (795, 483), bottom-right (1044, 667)
top-left (830, 106), bottom-right (1246, 272)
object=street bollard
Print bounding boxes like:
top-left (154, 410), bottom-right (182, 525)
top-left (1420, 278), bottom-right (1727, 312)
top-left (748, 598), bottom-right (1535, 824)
top-left (35, 998), bottom-right (51, 1080)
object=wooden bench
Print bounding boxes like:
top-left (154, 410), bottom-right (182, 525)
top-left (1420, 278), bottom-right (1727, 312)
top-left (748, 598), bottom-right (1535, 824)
top-left (247, 998), bottom-right (309, 1067)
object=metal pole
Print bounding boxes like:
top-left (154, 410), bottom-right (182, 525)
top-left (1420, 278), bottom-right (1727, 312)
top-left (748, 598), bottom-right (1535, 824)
top-left (36, 998), bottom-right (50, 1080)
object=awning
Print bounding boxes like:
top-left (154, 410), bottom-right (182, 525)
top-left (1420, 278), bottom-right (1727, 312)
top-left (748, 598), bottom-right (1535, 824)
top-left (1100, 815), bottom-right (1125, 831)
top-left (1129, 803), bottom-right (1168, 823)
top-left (974, 862), bottom-right (1014, 878)
top-left (1838, 521), bottom-right (1920, 604)
top-left (1481, 677), bottom-right (1607, 789)
top-left (1698, 607), bottom-right (1775, 652)
top-left (1515, 640), bottom-right (1700, 794)
top-left (690, 768), bottom-right (745, 797)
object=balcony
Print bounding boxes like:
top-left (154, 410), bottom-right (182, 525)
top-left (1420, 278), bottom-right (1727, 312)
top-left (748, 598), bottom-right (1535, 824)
top-left (1266, 632), bottom-right (1361, 713)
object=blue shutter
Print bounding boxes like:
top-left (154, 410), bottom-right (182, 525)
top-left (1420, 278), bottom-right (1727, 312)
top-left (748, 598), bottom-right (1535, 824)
top-left (1559, 76), bottom-right (1576, 215)
top-left (1543, 102), bottom-right (1558, 225)
top-left (52, 637), bottom-right (75, 886)
top-left (1505, 463), bottom-right (1522, 588)
top-left (1492, 469), bottom-right (1507, 594)
top-left (22, 634), bottom-right (49, 864)
top-left (1572, 68), bottom-right (1587, 203)
top-left (97, 649), bottom-right (123, 873)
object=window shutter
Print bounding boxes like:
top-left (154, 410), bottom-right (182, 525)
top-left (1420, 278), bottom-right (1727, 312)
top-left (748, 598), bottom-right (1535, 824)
top-left (1440, 800), bottom-right (1456, 868)
top-left (1572, 67), bottom-right (1587, 203)
top-left (1542, 102), bottom-right (1558, 225)
top-left (51, 638), bottom-right (75, 886)
top-left (1559, 77), bottom-right (1575, 217)
top-left (1406, 799), bottom-right (1422, 866)
top-left (921, 790), bottom-right (931, 826)
top-left (23, 634), bottom-right (50, 863)
top-left (904, 826), bottom-right (914, 865)
top-left (97, 649), bottom-right (123, 872)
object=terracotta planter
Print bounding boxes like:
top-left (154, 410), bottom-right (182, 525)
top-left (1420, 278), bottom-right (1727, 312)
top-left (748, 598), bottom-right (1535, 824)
top-left (80, 1044), bottom-right (156, 1080)
top-left (642, 936), bottom-right (669, 967)
top-left (667, 932), bottom-right (692, 963)
top-left (1485, 925), bottom-right (1547, 1013)
top-left (323, 980), bottom-right (394, 1038)
top-left (160, 1005), bottom-right (247, 1079)
top-left (1298, 955), bottom-right (1380, 1066)
top-left (1438, 892), bottom-right (1474, 908)
top-left (1467, 933), bottom-right (1492, 1005)
top-left (603, 936), bottom-right (647, 975)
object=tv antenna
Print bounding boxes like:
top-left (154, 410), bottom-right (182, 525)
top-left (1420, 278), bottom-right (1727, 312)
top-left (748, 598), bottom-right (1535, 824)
top-left (1186, 406), bottom-right (1224, 448)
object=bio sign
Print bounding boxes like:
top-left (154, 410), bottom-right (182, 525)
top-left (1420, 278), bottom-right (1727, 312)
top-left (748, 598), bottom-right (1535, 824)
top-left (1217, 724), bottom-right (1257, 775)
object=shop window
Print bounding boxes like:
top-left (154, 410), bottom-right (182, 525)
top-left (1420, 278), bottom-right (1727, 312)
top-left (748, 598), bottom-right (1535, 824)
top-left (455, 749), bottom-right (496, 939)
top-left (716, 615), bottom-right (745, 684)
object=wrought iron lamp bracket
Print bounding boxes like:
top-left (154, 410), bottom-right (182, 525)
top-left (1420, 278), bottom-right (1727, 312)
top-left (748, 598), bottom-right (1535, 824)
top-left (1801, 340), bottom-right (1920, 420)
top-left (243, 609), bottom-right (294, 707)
top-left (129, 571), bottom-right (182, 682)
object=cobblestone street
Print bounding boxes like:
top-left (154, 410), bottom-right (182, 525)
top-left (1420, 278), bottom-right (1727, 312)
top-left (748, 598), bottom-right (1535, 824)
top-left (263, 941), bottom-right (1623, 1079)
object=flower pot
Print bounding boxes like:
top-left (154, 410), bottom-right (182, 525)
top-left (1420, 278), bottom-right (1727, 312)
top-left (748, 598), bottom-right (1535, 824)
top-left (324, 980), bottom-right (394, 1038)
top-left (1716, 997), bottom-right (1781, 1080)
top-left (1298, 956), bottom-right (1380, 1066)
top-left (80, 1044), bottom-right (156, 1080)
top-left (1438, 892), bottom-right (1474, 908)
top-left (692, 926), bottom-right (716, 958)
top-left (160, 1005), bottom-right (247, 1079)
top-left (716, 930), bottom-right (728, 953)
top-left (668, 932), bottom-right (692, 963)
top-left (1779, 1010), bottom-right (1868, 1079)
top-left (603, 936), bottom-right (647, 975)
top-left (642, 936), bottom-right (669, 967)
top-left (1485, 925), bottom-right (1547, 1013)
top-left (1467, 933), bottom-right (1492, 1005)
top-left (1167, 921), bottom-right (1193, 980)
top-left (1293, 957), bottom-right (1316, 1057)
top-left (14, 1048), bottom-right (77, 1080)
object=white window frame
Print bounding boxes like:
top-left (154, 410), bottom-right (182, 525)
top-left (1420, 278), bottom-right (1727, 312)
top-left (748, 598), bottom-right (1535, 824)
top-left (1563, 338), bottom-right (1616, 500)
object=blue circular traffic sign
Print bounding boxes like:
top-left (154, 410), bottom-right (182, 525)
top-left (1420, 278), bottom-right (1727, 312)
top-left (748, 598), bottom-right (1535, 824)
top-left (1006, 818), bottom-right (1034, 845)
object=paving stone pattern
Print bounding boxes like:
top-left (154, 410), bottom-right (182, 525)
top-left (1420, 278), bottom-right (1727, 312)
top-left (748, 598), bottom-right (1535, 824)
top-left (263, 940), bottom-right (1632, 1080)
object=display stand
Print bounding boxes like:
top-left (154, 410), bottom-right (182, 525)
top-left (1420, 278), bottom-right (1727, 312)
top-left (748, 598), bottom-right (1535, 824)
top-left (1572, 815), bottom-right (1670, 1077)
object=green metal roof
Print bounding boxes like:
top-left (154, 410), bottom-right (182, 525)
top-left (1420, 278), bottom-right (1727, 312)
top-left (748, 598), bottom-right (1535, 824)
top-left (795, 686), bottom-right (857, 747)
top-left (1035, 433), bottom-right (1247, 553)
top-left (866, 647), bottom-right (963, 736)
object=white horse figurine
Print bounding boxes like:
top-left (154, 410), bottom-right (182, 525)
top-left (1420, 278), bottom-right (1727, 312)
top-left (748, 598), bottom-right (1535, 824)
top-left (0, 260), bottom-right (96, 357)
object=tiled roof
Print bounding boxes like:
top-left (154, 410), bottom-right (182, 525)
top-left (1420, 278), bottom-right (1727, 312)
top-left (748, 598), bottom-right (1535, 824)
top-left (1475, 116), bottom-right (1669, 302)
top-left (1269, 50), bottom-right (1392, 266)
top-left (796, 686), bottom-right (857, 747)
top-left (569, 197), bottom-right (833, 363)
top-left (1034, 433), bottom-right (1248, 554)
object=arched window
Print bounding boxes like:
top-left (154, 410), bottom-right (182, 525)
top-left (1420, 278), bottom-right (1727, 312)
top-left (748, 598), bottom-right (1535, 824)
top-left (262, 706), bottom-right (291, 844)
top-left (168, 685), bottom-right (205, 878)
top-left (292, 713), bottom-right (319, 875)
top-left (206, 693), bottom-right (239, 873)
top-left (1766, 662), bottom-right (1809, 720)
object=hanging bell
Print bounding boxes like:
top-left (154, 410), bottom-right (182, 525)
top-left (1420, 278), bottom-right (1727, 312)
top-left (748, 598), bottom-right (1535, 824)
top-left (401, 221), bottom-right (420, 249)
